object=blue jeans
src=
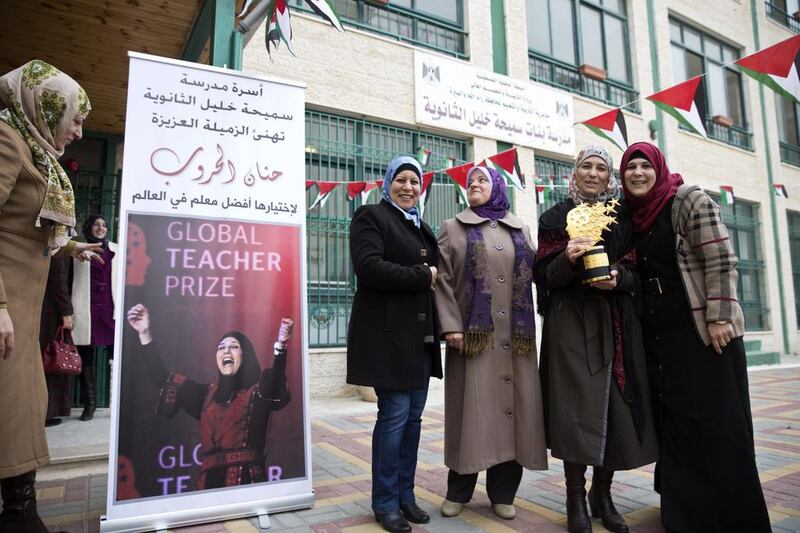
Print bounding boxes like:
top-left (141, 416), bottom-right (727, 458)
top-left (371, 354), bottom-right (431, 514)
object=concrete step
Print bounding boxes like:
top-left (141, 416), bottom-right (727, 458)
top-left (747, 351), bottom-right (781, 366)
top-left (744, 339), bottom-right (762, 352)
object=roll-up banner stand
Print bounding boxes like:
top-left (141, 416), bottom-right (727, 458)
top-left (101, 52), bottom-right (311, 532)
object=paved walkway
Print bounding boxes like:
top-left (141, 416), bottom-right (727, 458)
top-left (29, 366), bottom-right (800, 532)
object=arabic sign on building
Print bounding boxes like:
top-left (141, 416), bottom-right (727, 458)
top-left (103, 52), bottom-right (312, 532)
top-left (414, 52), bottom-right (575, 155)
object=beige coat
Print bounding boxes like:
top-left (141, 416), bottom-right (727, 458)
top-left (435, 208), bottom-right (548, 474)
top-left (0, 122), bottom-right (52, 478)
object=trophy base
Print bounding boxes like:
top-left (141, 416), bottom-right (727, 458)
top-left (581, 245), bottom-right (611, 285)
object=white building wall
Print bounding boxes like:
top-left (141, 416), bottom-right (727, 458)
top-left (242, 0), bottom-right (799, 396)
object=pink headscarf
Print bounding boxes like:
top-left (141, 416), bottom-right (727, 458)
top-left (620, 142), bottom-right (684, 233)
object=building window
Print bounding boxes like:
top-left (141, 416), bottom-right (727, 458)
top-left (534, 156), bottom-right (573, 214)
top-left (766, 1), bottom-right (800, 33)
top-left (775, 94), bottom-right (800, 166)
top-left (526, 0), bottom-right (639, 110)
top-left (305, 111), bottom-right (468, 347)
top-left (670, 18), bottom-right (753, 150)
top-left (709, 195), bottom-right (768, 330)
top-left (789, 211), bottom-right (800, 328)
top-left (289, 0), bottom-right (467, 59)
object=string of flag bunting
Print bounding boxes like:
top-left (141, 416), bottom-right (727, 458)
top-left (305, 147), bottom-right (526, 213)
top-left (241, 2), bottom-right (795, 204)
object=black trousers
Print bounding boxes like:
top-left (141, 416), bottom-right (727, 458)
top-left (446, 460), bottom-right (523, 505)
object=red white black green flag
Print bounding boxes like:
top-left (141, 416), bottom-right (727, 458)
top-left (647, 77), bottom-right (708, 138)
top-left (309, 181), bottom-right (338, 210)
top-left (774, 184), bottom-right (789, 198)
top-left (444, 162), bottom-right (471, 204)
top-left (580, 108), bottom-right (628, 151)
top-left (737, 35), bottom-right (800, 103)
top-left (482, 147), bottom-right (525, 190)
top-left (419, 172), bottom-right (434, 218)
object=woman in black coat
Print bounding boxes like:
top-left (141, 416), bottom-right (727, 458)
top-left (347, 155), bottom-right (442, 533)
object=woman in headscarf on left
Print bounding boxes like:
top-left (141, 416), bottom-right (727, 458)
top-left (347, 155), bottom-right (443, 533)
top-left (0, 60), bottom-right (104, 533)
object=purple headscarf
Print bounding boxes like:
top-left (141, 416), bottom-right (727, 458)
top-left (462, 166), bottom-right (535, 358)
top-left (467, 166), bottom-right (509, 220)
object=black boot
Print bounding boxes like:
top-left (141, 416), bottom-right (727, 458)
top-left (588, 467), bottom-right (628, 533)
top-left (564, 461), bottom-right (592, 533)
top-left (80, 367), bottom-right (96, 421)
top-left (0, 471), bottom-right (49, 532)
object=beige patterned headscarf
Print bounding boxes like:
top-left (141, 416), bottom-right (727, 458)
top-left (568, 145), bottom-right (619, 205)
top-left (0, 60), bottom-right (91, 253)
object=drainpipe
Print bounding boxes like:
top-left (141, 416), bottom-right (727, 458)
top-left (646, 0), bottom-right (666, 154)
top-left (750, 0), bottom-right (790, 354)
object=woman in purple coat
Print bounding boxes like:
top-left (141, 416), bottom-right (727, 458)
top-left (72, 214), bottom-right (119, 421)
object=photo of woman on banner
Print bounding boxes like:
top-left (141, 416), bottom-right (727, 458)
top-left (126, 303), bottom-right (293, 490)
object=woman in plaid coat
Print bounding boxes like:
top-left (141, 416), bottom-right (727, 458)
top-left (620, 142), bottom-right (770, 533)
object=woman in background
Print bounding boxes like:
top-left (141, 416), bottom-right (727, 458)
top-left (72, 213), bottom-right (119, 421)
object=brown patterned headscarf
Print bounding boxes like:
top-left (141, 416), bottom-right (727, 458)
top-left (0, 60), bottom-right (91, 253)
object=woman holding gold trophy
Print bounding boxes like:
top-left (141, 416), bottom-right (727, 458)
top-left (534, 146), bottom-right (658, 533)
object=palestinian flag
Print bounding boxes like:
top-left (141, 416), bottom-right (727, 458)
top-left (445, 157), bottom-right (456, 168)
top-left (647, 76), bottom-right (708, 138)
top-left (346, 181), bottom-right (366, 200)
top-left (416, 147), bottom-right (431, 166)
top-left (265, 0), bottom-right (294, 56)
top-left (774, 183), bottom-right (789, 198)
top-left (483, 147), bottom-right (525, 190)
top-left (535, 179), bottom-right (551, 205)
top-left (418, 172), bottom-right (434, 219)
top-left (720, 185), bottom-right (735, 206)
top-left (305, 180), bottom-right (316, 190)
top-left (737, 35), bottom-right (800, 103)
top-left (444, 162), bottom-right (471, 204)
top-left (361, 181), bottom-right (381, 204)
top-left (580, 108), bottom-right (628, 151)
top-left (309, 181), bottom-right (338, 210)
top-left (305, 0), bottom-right (344, 32)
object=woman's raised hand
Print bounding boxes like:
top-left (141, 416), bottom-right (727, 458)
top-left (71, 242), bottom-right (105, 264)
top-left (565, 238), bottom-right (595, 265)
top-left (444, 332), bottom-right (464, 354)
top-left (278, 318), bottom-right (294, 343)
top-left (127, 303), bottom-right (152, 345)
top-left (0, 309), bottom-right (14, 360)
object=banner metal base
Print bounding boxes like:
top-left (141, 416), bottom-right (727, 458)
top-left (100, 491), bottom-right (313, 532)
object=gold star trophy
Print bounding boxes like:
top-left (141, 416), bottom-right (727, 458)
top-left (566, 198), bottom-right (620, 284)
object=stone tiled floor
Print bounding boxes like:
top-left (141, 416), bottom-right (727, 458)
top-left (33, 367), bottom-right (800, 532)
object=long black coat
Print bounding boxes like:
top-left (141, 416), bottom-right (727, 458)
top-left (346, 200), bottom-right (443, 390)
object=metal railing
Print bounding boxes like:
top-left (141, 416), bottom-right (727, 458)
top-left (705, 118), bottom-right (754, 151)
top-left (780, 141), bottom-right (800, 166)
top-left (766, 1), bottom-right (800, 33)
top-left (528, 51), bottom-right (640, 112)
top-left (305, 111), bottom-right (468, 347)
top-left (289, 0), bottom-right (468, 59)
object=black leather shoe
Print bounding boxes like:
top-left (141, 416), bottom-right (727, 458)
top-left (45, 418), bottom-right (62, 427)
top-left (400, 502), bottom-right (430, 524)
top-left (374, 512), bottom-right (412, 532)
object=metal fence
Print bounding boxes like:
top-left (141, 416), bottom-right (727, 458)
top-left (304, 111), bottom-right (468, 346)
top-left (528, 51), bottom-right (640, 112)
top-left (766, 1), bottom-right (800, 33)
